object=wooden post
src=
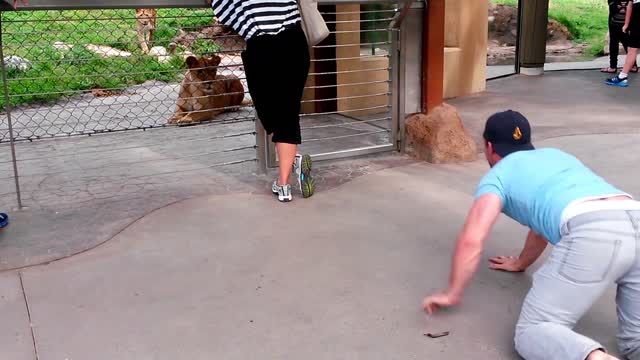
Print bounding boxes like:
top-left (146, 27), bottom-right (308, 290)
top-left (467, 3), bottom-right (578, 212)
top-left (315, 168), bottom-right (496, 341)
top-left (519, 0), bottom-right (549, 75)
top-left (422, 0), bottom-right (445, 113)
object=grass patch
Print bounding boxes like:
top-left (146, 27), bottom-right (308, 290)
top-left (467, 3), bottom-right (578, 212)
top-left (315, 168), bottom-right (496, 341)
top-left (492, 0), bottom-right (608, 56)
top-left (0, 8), bottom-right (216, 110)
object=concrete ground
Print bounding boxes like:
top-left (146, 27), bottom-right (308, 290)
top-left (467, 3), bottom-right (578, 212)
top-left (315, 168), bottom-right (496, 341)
top-left (0, 103), bottom-right (393, 270)
top-left (1, 70), bottom-right (639, 359)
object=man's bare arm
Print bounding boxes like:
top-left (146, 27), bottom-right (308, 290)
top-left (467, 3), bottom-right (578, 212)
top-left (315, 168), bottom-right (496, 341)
top-left (423, 194), bottom-right (502, 313)
top-left (447, 193), bottom-right (503, 297)
top-left (624, 1), bottom-right (633, 32)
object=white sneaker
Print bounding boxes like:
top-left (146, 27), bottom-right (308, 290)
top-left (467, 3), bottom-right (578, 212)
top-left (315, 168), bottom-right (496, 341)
top-left (293, 154), bottom-right (315, 198)
top-left (272, 180), bottom-right (292, 202)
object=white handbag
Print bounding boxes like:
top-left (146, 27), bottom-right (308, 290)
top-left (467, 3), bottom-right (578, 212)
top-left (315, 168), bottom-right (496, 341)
top-left (297, 0), bottom-right (330, 47)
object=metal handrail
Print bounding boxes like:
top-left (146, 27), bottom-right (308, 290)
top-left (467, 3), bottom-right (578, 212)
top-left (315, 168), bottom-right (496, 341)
top-left (0, 0), bottom-right (209, 11)
top-left (0, 0), bottom-right (418, 12)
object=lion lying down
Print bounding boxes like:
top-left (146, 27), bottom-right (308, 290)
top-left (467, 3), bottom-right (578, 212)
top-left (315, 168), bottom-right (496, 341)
top-left (169, 55), bottom-right (245, 125)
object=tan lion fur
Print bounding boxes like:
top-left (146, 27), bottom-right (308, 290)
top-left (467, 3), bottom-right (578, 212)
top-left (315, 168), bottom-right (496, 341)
top-left (169, 55), bottom-right (245, 125)
top-left (135, 8), bottom-right (157, 54)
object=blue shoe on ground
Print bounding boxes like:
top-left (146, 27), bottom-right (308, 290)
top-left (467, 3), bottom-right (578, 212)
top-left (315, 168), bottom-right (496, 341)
top-left (0, 213), bottom-right (8, 228)
top-left (605, 75), bottom-right (629, 87)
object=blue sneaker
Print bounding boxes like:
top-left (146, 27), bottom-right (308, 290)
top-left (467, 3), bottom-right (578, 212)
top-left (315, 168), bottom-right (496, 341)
top-left (0, 213), bottom-right (8, 228)
top-left (606, 75), bottom-right (629, 87)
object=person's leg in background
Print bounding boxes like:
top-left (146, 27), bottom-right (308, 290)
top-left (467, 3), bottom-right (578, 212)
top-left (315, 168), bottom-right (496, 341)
top-left (620, 46), bottom-right (639, 76)
top-left (606, 47), bottom-right (638, 87)
top-left (607, 22), bottom-right (621, 72)
top-left (620, 28), bottom-right (639, 71)
top-left (607, 28), bottom-right (640, 87)
top-left (514, 213), bottom-right (636, 360)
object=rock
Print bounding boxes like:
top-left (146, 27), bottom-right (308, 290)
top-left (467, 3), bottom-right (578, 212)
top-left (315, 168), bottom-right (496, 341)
top-left (3, 56), bottom-right (31, 71)
top-left (181, 50), bottom-right (195, 60)
top-left (149, 46), bottom-right (168, 57)
top-left (404, 104), bottom-right (478, 164)
top-left (84, 44), bottom-right (132, 58)
top-left (53, 41), bottom-right (73, 51)
top-left (149, 46), bottom-right (172, 63)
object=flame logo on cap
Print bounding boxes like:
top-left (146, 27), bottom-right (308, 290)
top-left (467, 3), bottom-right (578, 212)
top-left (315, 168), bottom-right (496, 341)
top-left (513, 127), bottom-right (522, 140)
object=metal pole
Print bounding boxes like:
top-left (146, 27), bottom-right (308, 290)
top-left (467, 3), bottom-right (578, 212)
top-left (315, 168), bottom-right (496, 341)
top-left (390, 28), bottom-right (400, 150)
top-left (514, 0), bottom-right (523, 74)
top-left (255, 120), bottom-right (267, 174)
top-left (0, 13), bottom-right (23, 209)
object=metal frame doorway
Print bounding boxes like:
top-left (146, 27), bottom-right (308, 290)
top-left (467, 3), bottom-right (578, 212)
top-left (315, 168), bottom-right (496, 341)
top-left (259, 0), bottom-right (410, 168)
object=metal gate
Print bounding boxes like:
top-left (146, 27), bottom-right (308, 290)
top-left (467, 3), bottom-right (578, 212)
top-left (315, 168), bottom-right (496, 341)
top-left (261, 0), bottom-right (405, 167)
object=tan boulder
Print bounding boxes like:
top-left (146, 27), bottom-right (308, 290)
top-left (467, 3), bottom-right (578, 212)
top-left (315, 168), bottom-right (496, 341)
top-left (404, 103), bottom-right (478, 163)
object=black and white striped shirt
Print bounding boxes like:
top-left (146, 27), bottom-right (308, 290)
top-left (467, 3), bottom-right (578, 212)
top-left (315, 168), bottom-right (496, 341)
top-left (212, 0), bottom-right (301, 40)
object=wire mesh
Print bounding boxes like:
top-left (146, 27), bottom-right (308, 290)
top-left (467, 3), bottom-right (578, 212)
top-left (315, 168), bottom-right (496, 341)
top-left (0, 3), bottom-right (402, 210)
top-left (0, 8), bottom-right (254, 142)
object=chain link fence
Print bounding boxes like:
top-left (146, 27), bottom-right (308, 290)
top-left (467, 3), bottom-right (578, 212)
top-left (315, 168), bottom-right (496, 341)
top-left (0, 2), bottom-right (406, 209)
top-left (0, 8), bottom-right (254, 142)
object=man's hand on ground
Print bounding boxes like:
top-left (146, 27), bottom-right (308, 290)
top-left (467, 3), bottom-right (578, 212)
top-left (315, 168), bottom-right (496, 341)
top-left (489, 256), bottom-right (526, 272)
top-left (422, 291), bottom-right (461, 315)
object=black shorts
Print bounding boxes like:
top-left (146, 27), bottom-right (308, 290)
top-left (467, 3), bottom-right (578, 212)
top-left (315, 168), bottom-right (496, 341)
top-left (628, 26), bottom-right (640, 48)
top-left (241, 23), bottom-right (310, 144)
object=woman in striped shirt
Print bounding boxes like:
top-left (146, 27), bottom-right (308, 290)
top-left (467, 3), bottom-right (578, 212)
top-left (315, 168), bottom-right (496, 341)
top-left (212, 0), bottom-right (315, 202)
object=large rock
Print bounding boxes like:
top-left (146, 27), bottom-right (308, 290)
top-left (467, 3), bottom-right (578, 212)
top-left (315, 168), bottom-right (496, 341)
top-left (404, 104), bottom-right (478, 164)
top-left (84, 44), bottom-right (132, 58)
top-left (3, 56), bottom-right (31, 72)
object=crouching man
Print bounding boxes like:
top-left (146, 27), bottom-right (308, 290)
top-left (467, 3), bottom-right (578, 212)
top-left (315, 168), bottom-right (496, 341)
top-left (423, 111), bottom-right (640, 360)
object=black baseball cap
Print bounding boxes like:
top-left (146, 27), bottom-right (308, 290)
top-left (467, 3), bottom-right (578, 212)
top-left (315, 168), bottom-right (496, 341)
top-left (483, 110), bottom-right (535, 157)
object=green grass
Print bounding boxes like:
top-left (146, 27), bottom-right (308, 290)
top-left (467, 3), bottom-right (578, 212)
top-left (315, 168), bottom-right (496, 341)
top-left (493, 0), bottom-right (609, 56)
top-left (0, 9), bottom-right (216, 110)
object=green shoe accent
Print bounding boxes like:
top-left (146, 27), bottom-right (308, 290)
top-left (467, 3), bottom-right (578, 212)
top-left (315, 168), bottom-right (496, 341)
top-left (301, 154), bottom-right (312, 176)
top-left (301, 176), bottom-right (316, 199)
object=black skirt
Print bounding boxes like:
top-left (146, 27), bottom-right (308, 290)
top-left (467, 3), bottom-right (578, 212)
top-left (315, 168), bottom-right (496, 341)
top-left (241, 22), bottom-right (311, 144)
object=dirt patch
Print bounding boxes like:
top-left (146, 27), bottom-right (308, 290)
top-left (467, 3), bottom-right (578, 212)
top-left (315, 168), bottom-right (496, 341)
top-left (487, 4), bottom-right (585, 65)
top-left (91, 88), bottom-right (135, 97)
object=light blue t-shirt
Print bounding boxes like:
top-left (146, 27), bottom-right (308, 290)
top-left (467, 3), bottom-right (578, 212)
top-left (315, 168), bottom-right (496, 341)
top-left (475, 148), bottom-right (626, 244)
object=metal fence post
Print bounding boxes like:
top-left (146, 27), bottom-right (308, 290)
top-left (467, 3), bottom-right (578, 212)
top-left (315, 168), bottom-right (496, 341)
top-left (255, 120), bottom-right (267, 174)
top-left (0, 13), bottom-right (23, 209)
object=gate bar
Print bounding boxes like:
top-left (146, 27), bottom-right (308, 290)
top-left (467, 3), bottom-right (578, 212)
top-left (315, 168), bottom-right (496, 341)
top-left (0, 0), bottom-right (211, 11)
top-left (0, 13), bottom-right (23, 209)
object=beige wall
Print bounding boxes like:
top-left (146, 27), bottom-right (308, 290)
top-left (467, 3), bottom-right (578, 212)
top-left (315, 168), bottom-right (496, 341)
top-left (334, 5), bottom-right (390, 117)
top-left (301, 5), bottom-right (389, 116)
top-left (443, 0), bottom-right (488, 98)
